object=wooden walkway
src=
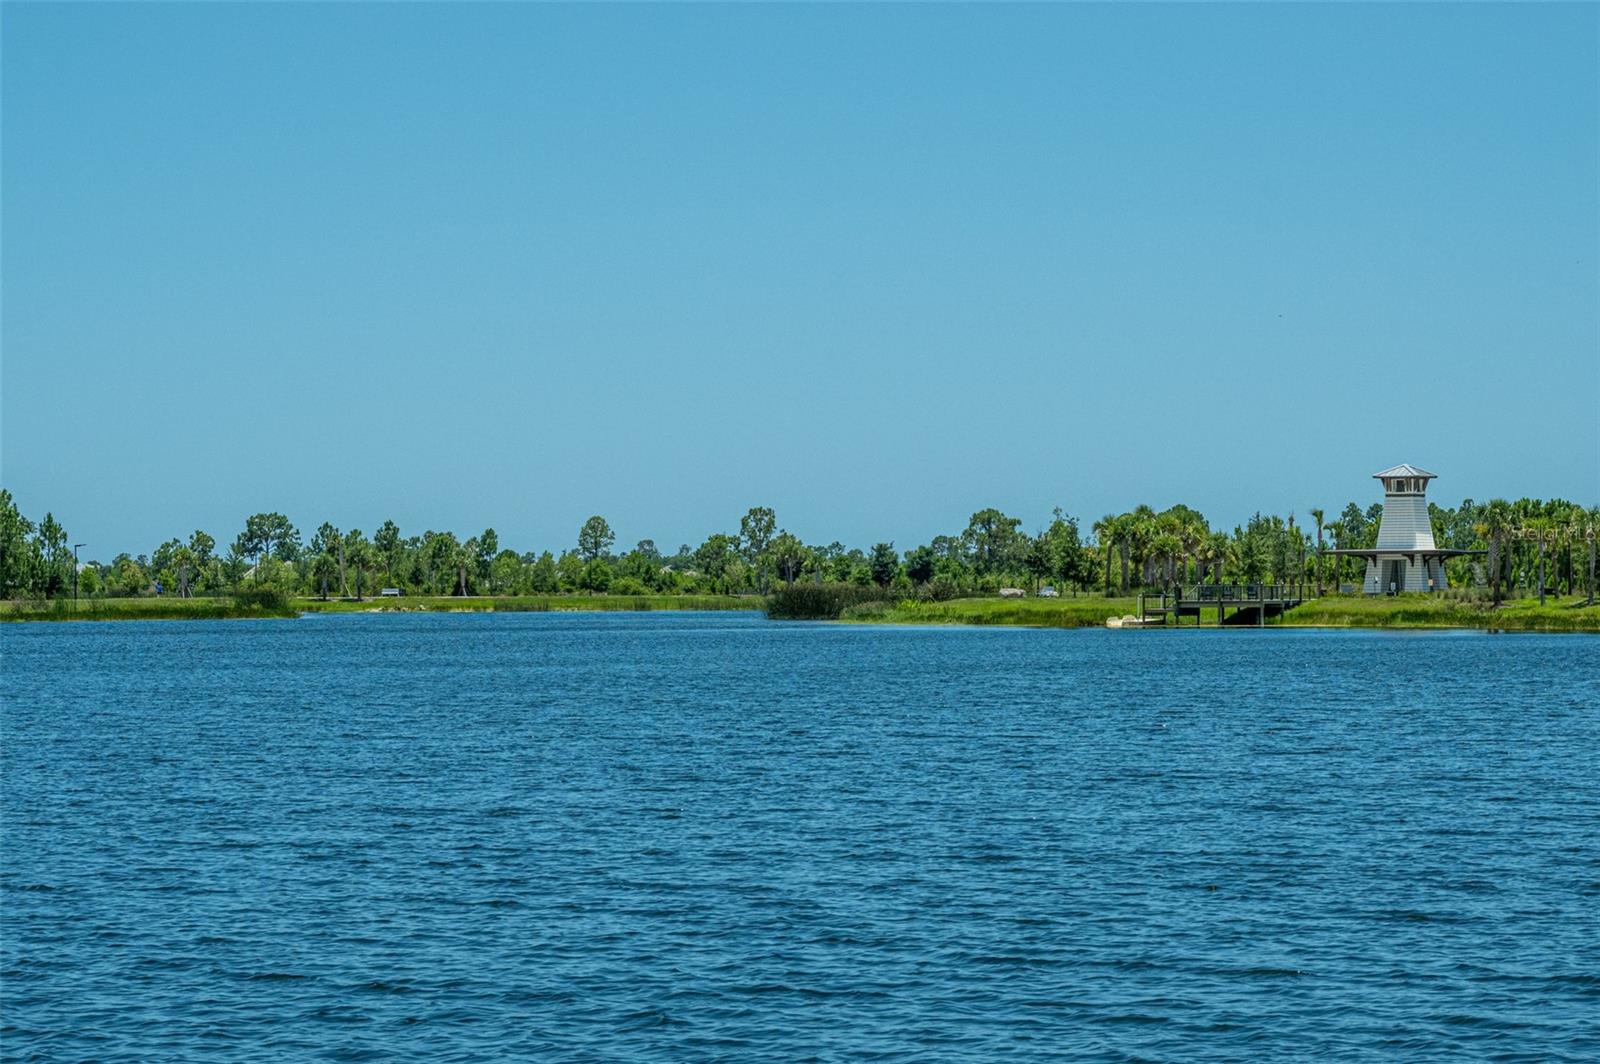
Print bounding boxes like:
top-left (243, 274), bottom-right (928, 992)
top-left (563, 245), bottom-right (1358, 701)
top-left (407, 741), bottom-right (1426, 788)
top-left (1139, 584), bottom-right (1306, 626)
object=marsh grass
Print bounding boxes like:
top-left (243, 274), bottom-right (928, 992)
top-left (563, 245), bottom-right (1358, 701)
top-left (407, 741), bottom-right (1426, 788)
top-left (765, 584), bottom-right (897, 620)
top-left (9, 589), bottom-right (1593, 631)
top-left (492, 595), bottom-right (760, 613)
top-left (2, 592), bottom-right (763, 623)
top-left (835, 592), bottom-right (1600, 631)
top-left (1281, 594), bottom-right (1600, 632)
top-left (842, 596), bottom-right (1140, 628)
top-left (0, 596), bottom-right (298, 622)
top-left (298, 594), bottom-right (761, 614)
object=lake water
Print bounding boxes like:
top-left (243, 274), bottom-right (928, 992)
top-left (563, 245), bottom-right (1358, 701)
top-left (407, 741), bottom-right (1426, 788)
top-left (4, 612), bottom-right (1598, 1060)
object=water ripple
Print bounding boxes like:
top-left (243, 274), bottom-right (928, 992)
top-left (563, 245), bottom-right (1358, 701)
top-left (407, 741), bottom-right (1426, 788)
top-left (4, 614), bottom-right (1599, 1061)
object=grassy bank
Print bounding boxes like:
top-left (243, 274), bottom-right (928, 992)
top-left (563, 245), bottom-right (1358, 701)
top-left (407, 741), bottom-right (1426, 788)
top-left (298, 594), bottom-right (762, 614)
top-left (840, 596), bottom-right (1140, 628)
top-left (0, 597), bottom-right (299, 622)
top-left (11, 591), bottom-right (1593, 631)
top-left (1279, 594), bottom-right (1600, 632)
top-left (828, 593), bottom-right (1600, 632)
top-left (1, 593), bottom-right (763, 623)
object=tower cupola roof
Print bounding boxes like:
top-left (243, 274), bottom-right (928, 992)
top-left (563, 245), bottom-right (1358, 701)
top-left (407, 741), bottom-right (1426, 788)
top-left (1372, 464), bottom-right (1436, 481)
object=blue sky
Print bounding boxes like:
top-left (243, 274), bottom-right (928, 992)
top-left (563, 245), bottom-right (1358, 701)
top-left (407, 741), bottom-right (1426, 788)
top-left (3, 3), bottom-right (1596, 558)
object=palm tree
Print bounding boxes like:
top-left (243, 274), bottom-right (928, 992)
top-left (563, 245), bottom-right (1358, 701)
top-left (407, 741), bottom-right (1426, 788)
top-left (1585, 507), bottom-right (1599, 606)
top-left (1092, 515), bottom-right (1116, 595)
top-left (1148, 513), bottom-right (1179, 587)
top-left (1287, 513), bottom-right (1305, 596)
top-left (1203, 531), bottom-right (1230, 586)
top-left (1152, 531), bottom-right (1182, 590)
top-left (1516, 508), bottom-right (1555, 604)
top-left (1329, 518), bottom-right (1343, 590)
top-left (457, 538), bottom-right (477, 597)
top-left (1178, 517), bottom-right (1207, 588)
top-left (169, 545), bottom-right (195, 599)
top-left (345, 540), bottom-right (378, 600)
top-left (1127, 506), bottom-right (1157, 588)
top-left (1475, 500), bottom-right (1513, 606)
top-left (1510, 498), bottom-right (1543, 594)
top-left (1309, 508), bottom-right (1326, 597)
top-left (1114, 514), bottom-right (1134, 594)
top-left (310, 551), bottom-right (338, 601)
top-left (1238, 528), bottom-right (1267, 586)
top-left (1524, 515), bottom-right (1554, 606)
top-left (1557, 503), bottom-right (1581, 596)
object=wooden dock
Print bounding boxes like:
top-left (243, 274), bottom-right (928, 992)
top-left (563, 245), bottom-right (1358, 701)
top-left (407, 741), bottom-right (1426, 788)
top-left (1138, 583), bottom-right (1306, 626)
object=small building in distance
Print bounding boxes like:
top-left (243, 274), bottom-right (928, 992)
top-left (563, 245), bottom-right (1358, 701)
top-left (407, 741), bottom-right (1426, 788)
top-left (1330, 464), bottom-right (1480, 594)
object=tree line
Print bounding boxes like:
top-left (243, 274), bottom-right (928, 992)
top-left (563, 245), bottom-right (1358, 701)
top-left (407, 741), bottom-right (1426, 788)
top-left (2, 489), bottom-right (1595, 605)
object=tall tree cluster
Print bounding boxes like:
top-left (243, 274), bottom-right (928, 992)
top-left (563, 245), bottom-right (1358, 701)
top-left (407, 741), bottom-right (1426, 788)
top-left (3, 490), bottom-right (1595, 605)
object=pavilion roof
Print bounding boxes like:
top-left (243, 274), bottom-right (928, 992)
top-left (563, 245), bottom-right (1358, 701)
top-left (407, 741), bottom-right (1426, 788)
top-left (1372, 463), bottom-right (1437, 480)
top-left (1325, 547), bottom-right (1484, 557)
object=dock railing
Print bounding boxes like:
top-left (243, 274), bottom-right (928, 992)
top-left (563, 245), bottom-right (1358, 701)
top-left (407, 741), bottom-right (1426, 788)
top-left (1181, 583), bottom-right (1298, 602)
top-left (1138, 583), bottom-right (1305, 624)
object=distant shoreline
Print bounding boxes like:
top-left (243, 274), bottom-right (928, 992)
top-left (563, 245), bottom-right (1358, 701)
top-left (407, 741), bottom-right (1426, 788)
top-left (837, 593), bottom-right (1600, 633)
top-left (5, 591), bottom-right (1598, 632)
top-left (0, 594), bottom-right (762, 624)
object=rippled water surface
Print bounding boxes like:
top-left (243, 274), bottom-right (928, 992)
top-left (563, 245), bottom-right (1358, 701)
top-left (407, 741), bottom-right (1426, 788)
top-left (5, 612), bottom-right (1599, 1060)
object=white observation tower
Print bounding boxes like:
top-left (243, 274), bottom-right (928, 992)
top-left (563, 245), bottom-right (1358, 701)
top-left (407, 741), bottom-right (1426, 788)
top-left (1330, 464), bottom-right (1479, 594)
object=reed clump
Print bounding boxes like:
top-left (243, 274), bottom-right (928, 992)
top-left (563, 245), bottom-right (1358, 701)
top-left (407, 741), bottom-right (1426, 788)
top-left (0, 594), bottom-right (298, 622)
top-left (765, 584), bottom-right (897, 620)
top-left (231, 587), bottom-right (293, 611)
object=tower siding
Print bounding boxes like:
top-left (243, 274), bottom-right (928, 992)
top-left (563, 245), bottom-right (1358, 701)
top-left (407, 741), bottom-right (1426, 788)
top-left (1374, 494), bottom-right (1437, 551)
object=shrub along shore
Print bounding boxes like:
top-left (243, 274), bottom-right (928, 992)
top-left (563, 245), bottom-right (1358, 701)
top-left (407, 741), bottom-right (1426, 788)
top-left (766, 584), bottom-right (1600, 631)
top-left (0, 596), bottom-right (300, 623)
top-left (1277, 594), bottom-right (1600, 632)
top-left (5, 588), bottom-right (1597, 630)
top-left (0, 592), bottom-right (761, 623)
top-left (864, 594), bottom-right (1600, 631)
top-left (838, 596), bottom-right (1140, 628)
top-left (303, 594), bottom-right (761, 614)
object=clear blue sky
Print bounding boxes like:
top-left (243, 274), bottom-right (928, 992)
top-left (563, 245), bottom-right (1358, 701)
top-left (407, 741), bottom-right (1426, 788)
top-left (3, 3), bottom-right (1596, 559)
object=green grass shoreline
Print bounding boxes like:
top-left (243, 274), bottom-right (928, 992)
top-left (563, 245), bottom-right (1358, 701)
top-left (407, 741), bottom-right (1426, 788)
top-left (0, 594), bottom-right (762, 623)
top-left (842, 593), bottom-right (1600, 632)
top-left (1279, 595), bottom-right (1600, 632)
top-left (840, 596), bottom-right (1141, 629)
top-left (6, 592), bottom-right (1598, 631)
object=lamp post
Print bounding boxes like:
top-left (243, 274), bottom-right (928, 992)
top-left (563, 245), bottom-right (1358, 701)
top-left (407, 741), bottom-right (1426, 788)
top-left (73, 544), bottom-right (85, 610)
